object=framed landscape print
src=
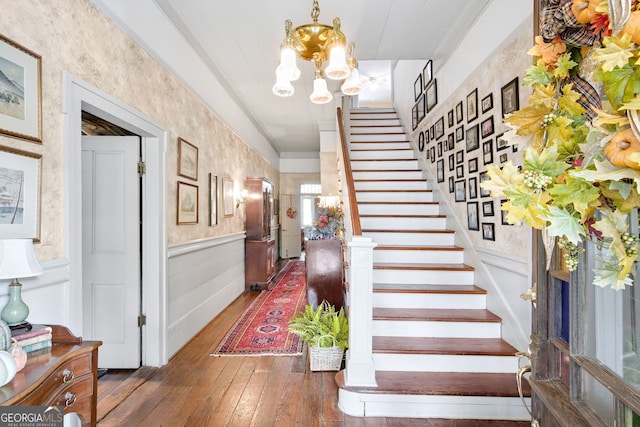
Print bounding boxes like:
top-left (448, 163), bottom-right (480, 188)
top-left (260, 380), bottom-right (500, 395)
top-left (0, 146), bottom-right (41, 239)
top-left (0, 35), bottom-right (42, 143)
top-left (209, 173), bottom-right (217, 226)
top-left (223, 177), bottom-right (234, 217)
top-left (467, 88), bottom-right (478, 122)
top-left (466, 124), bottom-right (480, 152)
top-left (481, 93), bottom-right (493, 114)
top-left (177, 181), bottom-right (198, 224)
top-left (467, 202), bottom-right (479, 231)
top-left (178, 137), bottom-right (198, 180)
top-left (501, 77), bottom-right (520, 117)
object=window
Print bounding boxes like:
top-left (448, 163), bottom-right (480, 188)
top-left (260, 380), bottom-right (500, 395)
top-left (300, 184), bottom-right (321, 228)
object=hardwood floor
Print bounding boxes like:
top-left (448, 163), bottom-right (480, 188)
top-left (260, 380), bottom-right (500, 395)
top-left (96, 262), bottom-right (530, 427)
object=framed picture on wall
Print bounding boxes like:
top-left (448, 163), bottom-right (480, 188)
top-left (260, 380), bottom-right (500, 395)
top-left (483, 200), bottom-right (495, 216)
top-left (447, 133), bottom-right (454, 150)
top-left (501, 77), bottom-right (520, 117)
top-left (449, 176), bottom-right (454, 193)
top-left (467, 88), bottom-right (478, 122)
top-left (0, 35), bottom-right (42, 143)
top-left (0, 145), bottom-right (41, 239)
top-left (455, 179), bottom-right (466, 202)
top-left (481, 93), bottom-right (493, 113)
top-left (456, 149), bottom-right (464, 164)
top-left (496, 133), bottom-right (509, 151)
top-left (178, 137), bottom-right (198, 180)
top-left (418, 131), bottom-right (425, 151)
top-left (437, 159), bottom-right (444, 183)
top-left (501, 199), bottom-right (511, 225)
top-left (479, 171), bottom-right (491, 197)
top-left (483, 140), bottom-right (494, 165)
top-left (456, 164), bottom-right (464, 179)
top-left (456, 101), bottom-right (464, 123)
top-left (467, 202), bottom-right (479, 231)
top-left (448, 153), bottom-right (455, 171)
top-left (430, 146), bottom-right (436, 163)
top-left (469, 176), bottom-right (478, 200)
top-left (468, 157), bottom-right (478, 173)
top-left (435, 116), bottom-right (445, 139)
top-left (456, 125), bottom-right (464, 142)
top-left (417, 94), bottom-right (426, 124)
top-left (448, 110), bottom-right (454, 128)
top-left (209, 173), bottom-right (217, 226)
top-left (223, 177), bottom-right (234, 217)
top-left (482, 222), bottom-right (495, 241)
top-left (466, 124), bottom-right (480, 152)
top-left (481, 116), bottom-right (494, 138)
top-left (414, 73), bottom-right (423, 101)
top-left (177, 181), bottom-right (199, 224)
top-left (423, 59), bottom-right (433, 88)
top-left (426, 79), bottom-right (438, 111)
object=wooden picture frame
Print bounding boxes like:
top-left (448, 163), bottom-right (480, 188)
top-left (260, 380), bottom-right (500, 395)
top-left (483, 200), bottom-right (495, 217)
top-left (501, 77), bottom-right (520, 117)
top-left (481, 116), bottom-right (495, 138)
top-left (0, 145), bottom-right (41, 239)
top-left (423, 60), bottom-right (433, 88)
top-left (454, 179), bottom-right (466, 202)
top-left (223, 177), bottom-right (234, 217)
top-left (414, 73), bottom-right (423, 101)
top-left (467, 202), bottom-right (479, 231)
top-left (426, 79), bottom-right (438, 112)
top-left (177, 181), bottom-right (198, 224)
top-left (466, 124), bottom-right (480, 153)
top-left (481, 93), bottom-right (494, 114)
top-left (209, 173), bottom-right (218, 226)
top-left (467, 88), bottom-right (478, 122)
top-left (0, 35), bottom-right (42, 143)
top-left (482, 222), bottom-right (495, 241)
top-left (456, 101), bottom-right (464, 123)
top-left (178, 137), bottom-right (198, 181)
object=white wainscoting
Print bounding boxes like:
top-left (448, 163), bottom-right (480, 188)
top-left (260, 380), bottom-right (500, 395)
top-left (167, 232), bottom-right (246, 357)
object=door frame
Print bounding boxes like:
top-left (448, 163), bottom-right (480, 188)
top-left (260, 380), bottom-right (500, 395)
top-left (63, 72), bottom-right (168, 367)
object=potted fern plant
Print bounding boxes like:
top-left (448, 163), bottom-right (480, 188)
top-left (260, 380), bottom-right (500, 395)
top-left (288, 301), bottom-right (348, 371)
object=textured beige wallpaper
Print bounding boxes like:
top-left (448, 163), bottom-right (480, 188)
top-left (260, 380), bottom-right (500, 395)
top-left (0, 0), bottom-right (278, 260)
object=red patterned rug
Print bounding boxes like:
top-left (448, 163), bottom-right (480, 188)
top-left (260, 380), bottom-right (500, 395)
top-left (211, 260), bottom-right (307, 356)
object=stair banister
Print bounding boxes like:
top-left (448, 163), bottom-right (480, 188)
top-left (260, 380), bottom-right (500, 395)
top-left (336, 108), bottom-right (377, 387)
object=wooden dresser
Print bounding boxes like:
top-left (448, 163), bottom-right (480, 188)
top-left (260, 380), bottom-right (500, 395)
top-left (0, 325), bottom-right (101, 426)
top-left (245, 177), bottom-right (276, 290)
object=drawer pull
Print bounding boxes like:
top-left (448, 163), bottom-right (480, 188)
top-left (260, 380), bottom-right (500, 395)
top-left (62, 369), bottom-right (75, 383)
top-left (65, 392), bottom-right (76, 408)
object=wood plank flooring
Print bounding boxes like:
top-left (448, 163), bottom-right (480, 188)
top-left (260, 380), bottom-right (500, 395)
top-left (96, 263), bottom-right (531, 427)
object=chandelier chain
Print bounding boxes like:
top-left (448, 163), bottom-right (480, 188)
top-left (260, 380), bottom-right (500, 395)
top-left (311, 0), bottom-right (320, 23)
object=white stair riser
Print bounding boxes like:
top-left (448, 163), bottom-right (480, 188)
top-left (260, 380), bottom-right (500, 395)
top-left (338, 390), bottom-right (531, 420)
top-left (350, 126), bottom-right (404, 134)
top-left (351, 142), bottom-right (411, 150)
top-left (350, 150), bottom-right (415, 160)
top-left (353, 170), bottom-right (424, 180)
top-left (350, 113), bottom-right (397, 120)
top-left (352, 160), bottom-right (418, 170)
top-left (360, 216), bottom-right (447, 230)
top-left (351, 134), bottom-right (408, 142)
top-left (372, 319), bottom-right (501, 338)
top-left (350, 119), bottom-right (400, 126)
top-left (363, 231), bottom-right (455, 246)
top-left (358, 203), bottom-right (438, 215)
top-left (372, 292), bottom-right (485, 309)
top-left (373, 248), bottom-right (463, 264)
top-left (357, 192), bottom-right (433, 203)
top-left (372, 354), bottom-right (519, 373)
top-left (354, 181), bottom-right (429, 191)
top-left (373, 269), bottom-right (474, 285)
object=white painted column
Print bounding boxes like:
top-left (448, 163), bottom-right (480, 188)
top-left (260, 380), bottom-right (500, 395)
top-left (344, 236), bottom-right (378, 386)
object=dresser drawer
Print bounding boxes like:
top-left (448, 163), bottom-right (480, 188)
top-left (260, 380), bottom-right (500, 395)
top-left (48, 375), bottom-right (92, 408)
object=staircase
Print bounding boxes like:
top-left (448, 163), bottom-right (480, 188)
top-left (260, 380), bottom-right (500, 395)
top-left (336, 108), bottom-right (530, 421)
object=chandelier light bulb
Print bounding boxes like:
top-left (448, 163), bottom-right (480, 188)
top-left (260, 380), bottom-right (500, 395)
top-left (341, 67), bottom-right (363, 95)
top-left (272, 73), bottom-right (294, 97)
top-left (325, 45), bottom-right (350, 80)
top-left (310, 77), bottom-right (332, 104)
top-left (279, 47), bottom-right (300, 81)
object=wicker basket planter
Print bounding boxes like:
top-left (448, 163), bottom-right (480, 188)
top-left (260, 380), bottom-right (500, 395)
top-left (309, 336), bottom-right (344, 371)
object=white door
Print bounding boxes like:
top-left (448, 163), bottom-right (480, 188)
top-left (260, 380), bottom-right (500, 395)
top-left (280, 194), bottom-right (301, 259)
top-left (81, 136), bottom-right (141, 369)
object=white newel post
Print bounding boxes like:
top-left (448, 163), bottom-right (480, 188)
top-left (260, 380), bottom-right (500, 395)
top-left (345, 236), bottom-right (378, 386)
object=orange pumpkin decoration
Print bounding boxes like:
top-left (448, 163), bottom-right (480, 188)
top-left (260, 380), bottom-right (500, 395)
top-left (571, 0), bottom-right (599, 25)
top-left (605, 128), bottom-right (640, 169)
top-left (622, 11), bottom-right (640, 45)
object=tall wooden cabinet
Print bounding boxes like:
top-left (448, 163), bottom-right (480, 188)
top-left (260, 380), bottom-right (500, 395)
top-left (245, 177), bottom-right (276, 291)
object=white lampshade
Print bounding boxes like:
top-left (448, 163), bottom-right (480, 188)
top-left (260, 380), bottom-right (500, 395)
top-left (324, 45), bottom-right (350, 80)
top-left (309, 77), bottom-right (333, 104)
top-left (0, 239), bottom-right (43, 280)
top-left (272, 73), bottom-right (294, 97)
top-left (279, 47), bottom-right (300, 81)
top-left (341, 67), bottom-right (363, 95)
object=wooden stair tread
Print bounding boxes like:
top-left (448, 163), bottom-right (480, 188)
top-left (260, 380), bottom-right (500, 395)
top-left (373, 336), bottom-right (518, 356)
top-left (354, 179), bottom-right (426, 182)
top-left (373, 283), bottom-right (485, 294)
top-left (336, 370), bottom-right (530, 398)
top-left (356, 189), bottom-right (432, 193)
top-left (358, 201), bottom-right (437, 205)
top-left (373, 307), bottom-right (502, 322)
top-left (352, 158), bottom-right (417, 161)
top-left (375, 245), bottom-right (463, 251)
top-left (362, 229), bottom-right (455, 234)
top-left (351, 148), bottom-right (411, 151)
top-left (373, 262), bottom-right (474, 271)
top-left (360, 214), bottom-right (445, 218)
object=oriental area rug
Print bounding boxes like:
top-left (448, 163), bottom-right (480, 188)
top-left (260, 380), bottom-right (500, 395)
top-left (211, 260), bottom-right (306, 356)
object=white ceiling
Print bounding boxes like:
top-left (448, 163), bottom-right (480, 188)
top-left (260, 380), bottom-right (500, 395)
top-left (154, 0), bottom-right (491, 154)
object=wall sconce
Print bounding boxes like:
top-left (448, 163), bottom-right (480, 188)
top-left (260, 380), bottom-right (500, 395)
top-left (236, 188), bottom-right (248, 208)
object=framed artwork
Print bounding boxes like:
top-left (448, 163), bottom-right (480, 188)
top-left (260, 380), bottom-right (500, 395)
top-left (466, 124), bottom-right (480, 152)
top-left (438, 141), bottom-right (443, 157)
top-left (426, 79), bottom-right (438, 111)
top-left (209, 173), bottom-right (217, 226)
top-left (425, 148), bottom-right (430, 160)
top-left (469, 176), bottom-right (478, 199)
top-left (456, 101), bottom-right (464, 123)
top-left (178, 137), bottom-right (198, 181)
top-left (496, 133), bottom-right (509, 151)
top-left (437, 159), bottom-right (444, 183)
top-left (223, 177), bottom-right (234, 217)
top-left (501, 199), bottom-right (511, 225)
top-left (417, 94), bottom-right (426, 124)
top-left (501, 77), bottom-right (520, 117)
top-left (479, 171), bottom-right (491, 197)
top-left (482, 222), bottom-right (495, 241)
top-left (423, 60), bottom-right (433, 88)
top-left (425, 130), bottom-right (430, 145)
top-left (177, 181), bottom-right (198, 224)
top-left (483, 200), bottom-right (495, 216)
top-left (449, 176), bottom-right (454, 193)
top-left (454, 179), bottom-right (466, 202)
top-left (483, 140), bottom-right (494, 165)
top-left (481, 93), bottom-right (494, 114)
top-left (467, 202), bottom-right (479, 231)
top-left (467, 88), bottom-right (478, 122)
top-left (435, 116), bottom-right (445, 140)
top-left (513, 144), bottom-right (518, 153)
top-left (0, 146), bottom-right (41, 239)
top-left (481, 116), bottom-right (495, 138)
top-left (455, 125), bottom-right (464, 142)
top-left (418, 131), bottom-right (425, 151)
top-left (456, 164), bottom-right (464, 179)
top-left (448, 110), bottom-right (454, 128)
top-left (448, 153), bottom-right (455, 171)
top-left (414, 73), bottom-right (423, 101)
top-left (447, 133), bottom-right (455, 150)
top-left (468, 157), bottom-right (478, 173)
top-left (430, 125), bottom-right (435, 140)
top-left (500, 153), bottom-right (508, 163)
top-left (430, 146), bottom-right (436, 163)
top-left (411, 103), bottom-right (418, 130)
top-left (456, 150), bottom-right (464, 164)
top-left (0, 35), bottom-right (42, 143)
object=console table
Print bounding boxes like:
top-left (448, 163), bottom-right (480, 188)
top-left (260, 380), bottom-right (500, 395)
top-left (0, 325), bottom-right (101, 426)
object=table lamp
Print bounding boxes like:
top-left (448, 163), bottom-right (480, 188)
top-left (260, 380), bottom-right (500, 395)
top-left (0, 239), bottom-right (43, 326)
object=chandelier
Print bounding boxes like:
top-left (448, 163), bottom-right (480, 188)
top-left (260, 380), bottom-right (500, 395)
top-left (272, 0), bottom-right (363, 104)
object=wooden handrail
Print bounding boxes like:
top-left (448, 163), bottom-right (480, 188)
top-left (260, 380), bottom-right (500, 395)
top-left (337, 107), bottom-right (361, 236)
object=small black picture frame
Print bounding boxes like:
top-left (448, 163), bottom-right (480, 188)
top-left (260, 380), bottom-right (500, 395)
top-left (501, 199), bottom-right (511, 225)
top-left (425, 130), bottom-right (431, 145)
top-left (435, 116), bottom-right (445, 140)
top-left (467, 202), bottom-right (479, 231)
top-left (455, 179), bottom-right (466, 202)
top-left (499, 153), bottom-right (508, 163)
top-left (456, 125), bottom-right (464, 142)
top-left (456, 150), bottom-right (464, 165)
top-left (426, 79), bottom-right (438, 111)
top-left (449, 176), bottom-right (455, 193)
top-left (448, 110), bottom-right (454, 127)
top-left (416, 94), bottom-right (426, 125)
top-left (482, 200), bottom-right (495, 217)
top-left (425, 147), bottom-right (430, 160)
top-left (481, 116), bottom-right (494, 138)
top-left (481, 93), bottom-right (493, 114)
top-left (412, 103), bottom-right (418, 130)
top-left (430, 146), bottom-right (436, 163)
top-left (418, 131), bottom-right (425, 151)
top-left (414, 73), bottom-right (423, 102)
top-left (479, 171), bottom-right (491, 197)
top-left (430, 125), bottom-right (435, 140)
top-left (469, 176), bottom-right (478, 200)
top-left (423, 59), bottom-right (433, 88)
top-left (448, 153), bottom-right (455, 171)
top-left (438, 141), bottom-right (443, 157)
top-left (456, 164), bottom-right (464, 179)
top-left (501, 77), bottom-right (519, 117)
top-left (468, 157), bottom-right (478, 173)
top-left (496, 133), bottom-right (509, 151)
top-left (483, 140), bottom-right (494, 165)
top-left (456, 101), bottom-right (464, 123)
top-left (467, 88), bottom-right (478, 122)
top-left (482, 222), bottom-right (495, 241)
top-left (437, 159), bottom-right (445, 183)
top-left (466, 124), bottom-right (480, 153)
top-left (447, 133), bottom-right (455, 151)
